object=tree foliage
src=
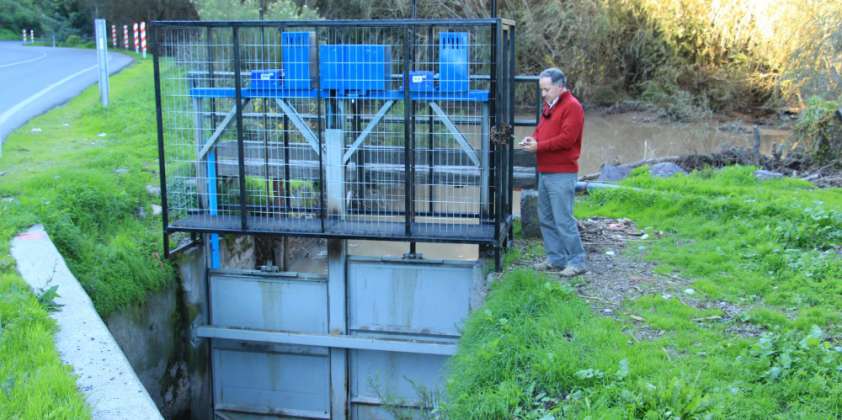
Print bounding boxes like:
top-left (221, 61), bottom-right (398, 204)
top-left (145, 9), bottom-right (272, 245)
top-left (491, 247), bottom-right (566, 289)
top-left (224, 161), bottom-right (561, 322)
top-left (304, 0), bottom-right (842, 114)
top-left (193, 0), bottom-right (318, 20)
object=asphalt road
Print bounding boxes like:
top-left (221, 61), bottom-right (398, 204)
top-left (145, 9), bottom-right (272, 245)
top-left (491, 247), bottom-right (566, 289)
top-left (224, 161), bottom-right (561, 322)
top-left (0, 41), bottom-right (134, 153)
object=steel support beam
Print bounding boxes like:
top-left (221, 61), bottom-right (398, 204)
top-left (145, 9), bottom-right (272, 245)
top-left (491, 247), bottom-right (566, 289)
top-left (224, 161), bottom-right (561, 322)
top-left (274, 98), bottom-right (320, 152)
top-left (428, 101), bottom-right (481, 166)
top-left (197, 103), bottom-right (241, 161)
top-left (327, 239), bottom-right (348, 420)
top-left (196, 326), bottom-right (458, 356)
top-left (342, 100), bottom-right (395, 164)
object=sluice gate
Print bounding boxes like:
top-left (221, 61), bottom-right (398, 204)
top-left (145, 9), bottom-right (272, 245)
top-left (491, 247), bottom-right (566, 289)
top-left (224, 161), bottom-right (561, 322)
top-left (152, 17), bottom-right (522, 419)
top-left (200, 244), bottom-right (483, 418)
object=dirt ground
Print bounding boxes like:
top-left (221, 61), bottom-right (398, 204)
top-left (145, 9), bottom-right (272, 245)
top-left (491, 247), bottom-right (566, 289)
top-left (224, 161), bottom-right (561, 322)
top-left (505, 217), bottom-right (764, 341)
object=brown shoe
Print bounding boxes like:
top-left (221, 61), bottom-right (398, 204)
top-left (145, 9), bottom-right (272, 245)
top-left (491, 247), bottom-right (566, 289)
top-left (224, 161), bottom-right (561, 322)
top-left (559, 265), bottom-right (586, 277)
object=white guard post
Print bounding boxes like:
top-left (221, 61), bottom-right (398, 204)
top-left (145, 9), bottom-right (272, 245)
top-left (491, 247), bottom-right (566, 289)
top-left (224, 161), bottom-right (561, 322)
top-left (94, 19), bottom-right (109, 107)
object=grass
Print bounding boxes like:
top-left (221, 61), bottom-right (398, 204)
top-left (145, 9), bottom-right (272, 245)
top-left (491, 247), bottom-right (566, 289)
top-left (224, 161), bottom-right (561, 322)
top-left (445, 166), bottom-right (841, 418)
top-left (0, 59), bottom-right (173, 316)
top-left (0, 273), bottom-right (90, 418)
top-left (0, 58), bottom-right (169, 417)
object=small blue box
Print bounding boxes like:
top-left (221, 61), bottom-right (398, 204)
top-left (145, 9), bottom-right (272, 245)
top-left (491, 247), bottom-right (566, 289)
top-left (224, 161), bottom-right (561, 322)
top-left (250, 69), bottom-right (283, 90)
top-left (409, 71), bottom-right (434, 92)
top-left (439, 32), bottom-right (469, 93)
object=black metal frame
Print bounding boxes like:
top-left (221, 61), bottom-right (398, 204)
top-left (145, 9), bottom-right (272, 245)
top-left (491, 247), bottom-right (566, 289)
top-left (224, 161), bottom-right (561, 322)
top-left (152, 18), bottom-right (516, 267)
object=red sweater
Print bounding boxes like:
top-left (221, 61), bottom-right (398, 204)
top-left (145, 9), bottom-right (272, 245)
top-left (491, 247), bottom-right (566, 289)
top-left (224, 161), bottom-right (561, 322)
top-left (532, 91), bottom-right (584, 173)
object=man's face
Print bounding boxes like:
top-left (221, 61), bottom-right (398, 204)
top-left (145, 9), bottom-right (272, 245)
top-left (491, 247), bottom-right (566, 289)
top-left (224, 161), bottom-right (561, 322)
top-left (539, 77), bottom-right (565, 105)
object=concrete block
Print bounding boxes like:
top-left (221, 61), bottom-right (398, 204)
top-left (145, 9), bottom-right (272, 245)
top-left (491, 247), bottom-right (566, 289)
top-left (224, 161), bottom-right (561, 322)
top-left (519, 189), bottom-right (541, 239)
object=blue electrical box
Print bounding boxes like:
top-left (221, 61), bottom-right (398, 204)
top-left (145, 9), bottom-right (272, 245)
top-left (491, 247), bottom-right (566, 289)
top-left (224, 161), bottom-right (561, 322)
top-left (250, 69), bottom-right (283, 90)
top-left (319, 44), bottom-right (392, 94)
top-left (282, 32), bottom-right (317, 90)
top-left (409, 70), bottom-right (434, 92)
top-left (439, 32), bottom-right (469, 93)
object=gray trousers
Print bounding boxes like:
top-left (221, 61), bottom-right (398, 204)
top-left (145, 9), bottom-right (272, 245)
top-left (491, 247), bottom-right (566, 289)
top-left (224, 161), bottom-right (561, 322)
top-left (538, 172), bottom-right (586, 268)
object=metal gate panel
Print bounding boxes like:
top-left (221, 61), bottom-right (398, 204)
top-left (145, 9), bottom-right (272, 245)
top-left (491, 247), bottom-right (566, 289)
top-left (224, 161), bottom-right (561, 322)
top-left (211, 270), bottom-right (328, 334)
top-left (347, 258), bottom-right (481, 337)
top-left (205, 251), bottom-right (486, 419)
top-left (213, 343), bottom-right (330, 418)
top-left (349, 350), bottom-right (447, 418)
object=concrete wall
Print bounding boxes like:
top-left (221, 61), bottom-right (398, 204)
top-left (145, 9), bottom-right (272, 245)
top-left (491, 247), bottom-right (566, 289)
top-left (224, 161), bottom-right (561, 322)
top-left (105, 284), bottom-right (191, 418)
top-left (105, 243), bottom-right (211, 420)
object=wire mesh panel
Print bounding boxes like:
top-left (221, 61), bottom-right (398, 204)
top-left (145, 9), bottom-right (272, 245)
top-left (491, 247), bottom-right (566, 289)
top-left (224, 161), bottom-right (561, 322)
top-left (153, 19), bottom-right (515, 246)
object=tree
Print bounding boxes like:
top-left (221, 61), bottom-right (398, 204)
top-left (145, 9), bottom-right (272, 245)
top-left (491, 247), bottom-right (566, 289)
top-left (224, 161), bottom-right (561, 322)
top-left (192, 0), bottom-right (318, 20)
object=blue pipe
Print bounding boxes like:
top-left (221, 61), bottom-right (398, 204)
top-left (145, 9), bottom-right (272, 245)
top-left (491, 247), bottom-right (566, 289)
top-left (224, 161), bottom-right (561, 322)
top-left (208, 150), bottom-right (220, 269)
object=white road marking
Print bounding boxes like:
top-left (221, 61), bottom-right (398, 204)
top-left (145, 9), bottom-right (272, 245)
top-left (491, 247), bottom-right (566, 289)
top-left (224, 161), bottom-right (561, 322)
top-left (0, 53), bottom-right (127, 155)
top-left (0, 64), bottom-right (97, 155)
top-left (0, 52), bottom-right (48, 68)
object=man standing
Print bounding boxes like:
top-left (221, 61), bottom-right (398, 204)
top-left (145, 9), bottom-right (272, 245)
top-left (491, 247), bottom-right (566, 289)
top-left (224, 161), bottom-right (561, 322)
top-left (521, 67), bottom-right (586, 277)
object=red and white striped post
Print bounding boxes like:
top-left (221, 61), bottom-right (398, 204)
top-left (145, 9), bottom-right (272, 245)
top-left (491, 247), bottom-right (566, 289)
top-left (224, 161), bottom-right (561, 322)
top-left (133, 22), bottom-right (139, 54)
top-left (140, 22), bottom-right (147, 59)
top-left (111, 24), bottom-right (117, 47)
top-left (123, 25), bottom-right (129, 49)
top-left (22, 29), bottom-right (26, 43)
top-left (29, 29), bottom-right (34, 43)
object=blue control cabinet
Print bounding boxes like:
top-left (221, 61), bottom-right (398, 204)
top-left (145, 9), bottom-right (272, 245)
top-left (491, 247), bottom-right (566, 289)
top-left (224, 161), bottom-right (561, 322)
top-left (319, 44), bottom-right (392, 94)
top-left (281, 31), bottom-right (316, 90)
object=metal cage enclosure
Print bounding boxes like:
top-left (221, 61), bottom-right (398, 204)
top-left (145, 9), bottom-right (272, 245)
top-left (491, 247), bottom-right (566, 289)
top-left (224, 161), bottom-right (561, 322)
top-left (153, 19), bottom-right (516, 250)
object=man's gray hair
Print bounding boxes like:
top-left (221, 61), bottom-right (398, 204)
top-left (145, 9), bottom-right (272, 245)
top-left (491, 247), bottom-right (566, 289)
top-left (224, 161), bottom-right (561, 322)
top-left (539, 67), bottom-right (567, 88)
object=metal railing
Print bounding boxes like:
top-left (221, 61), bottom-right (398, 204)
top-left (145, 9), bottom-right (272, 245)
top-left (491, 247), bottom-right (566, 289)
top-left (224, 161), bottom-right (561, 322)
top-left (153, 19), bottom-right (516, 262)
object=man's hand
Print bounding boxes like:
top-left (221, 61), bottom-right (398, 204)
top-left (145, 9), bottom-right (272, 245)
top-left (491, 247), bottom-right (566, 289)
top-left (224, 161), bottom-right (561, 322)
top-left (520, 136), bottom-right (537, 153)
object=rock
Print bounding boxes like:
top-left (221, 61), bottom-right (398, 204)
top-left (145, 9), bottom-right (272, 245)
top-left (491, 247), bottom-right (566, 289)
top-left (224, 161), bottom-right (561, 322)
top-left (114, 168), bottom-right (128, 175)
top-left (684, 288), bottom-right (695, 295)
top-left (137, 206), bottom-right (147, 218)
top-left (650, 162), bottom-right (687, 177)
top-left (519, 189), bottom-right (541, 239)
top-left (151, 204), bottom-right (162, 216)
top-left (598, 164), bottom-right (631, 182)
top-left (31, 127), bottom-right (42, 133)
top-left (754, 169), bottom-right (783, 181)
top-left (146, 184), bottom-right (161, 197)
